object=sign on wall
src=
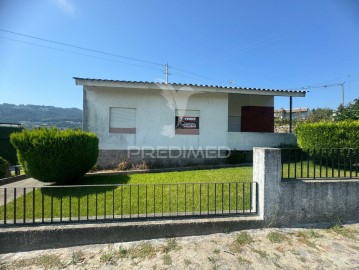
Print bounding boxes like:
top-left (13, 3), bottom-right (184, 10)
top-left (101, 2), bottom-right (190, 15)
top-left (175, 109), bottom-right (200, 135)
top-left (175, 116), bottom-right (199, 129)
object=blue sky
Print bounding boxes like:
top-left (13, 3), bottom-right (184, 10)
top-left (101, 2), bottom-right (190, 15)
top-left (0, 0), bottom-right (358, 110)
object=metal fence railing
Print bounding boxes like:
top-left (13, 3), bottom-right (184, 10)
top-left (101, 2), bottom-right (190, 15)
top-left (0, 181), bottom-right (257, 226)
top-left (281, 148), bottom-right (359, 179)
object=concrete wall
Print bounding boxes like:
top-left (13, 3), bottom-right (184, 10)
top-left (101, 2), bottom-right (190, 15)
top-left (228, 94), bottom-right (273, 132)
top-left (254, 148), bottom-right (359, 226)
top-left (84, 86), bottom-right (228, 150)
top-left (228, 132), bottom-right (297, 150)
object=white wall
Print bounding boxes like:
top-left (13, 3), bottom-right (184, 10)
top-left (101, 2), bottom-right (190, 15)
top-left (228, 132), bottom-right (297, 150)
top-left (228, 94), bottom-right (274, 132)
top-left (84, 87), bottom-right (229, 150)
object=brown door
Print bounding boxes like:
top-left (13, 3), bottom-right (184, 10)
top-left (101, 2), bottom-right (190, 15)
top-left (241, 106), bottom-right (274, 132)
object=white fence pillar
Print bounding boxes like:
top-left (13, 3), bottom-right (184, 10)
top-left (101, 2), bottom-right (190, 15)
top-left (253, 148), bottom-right (282, 222)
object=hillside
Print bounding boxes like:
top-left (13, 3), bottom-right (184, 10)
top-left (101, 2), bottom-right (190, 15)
top-left (0, 103), bottom-right (82, 129)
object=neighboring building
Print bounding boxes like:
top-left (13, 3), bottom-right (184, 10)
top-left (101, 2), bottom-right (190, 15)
top-left (274, 107), bottom-right (310, 120)
top-left (75, 78), bottom-right (306, 168)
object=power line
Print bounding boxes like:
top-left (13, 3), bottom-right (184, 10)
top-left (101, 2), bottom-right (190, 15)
top-left (0, 36), bottom-right (164, 71)
top-left (0, 28), bottom-right (240, 85)
top-left (0, 28), bottom-right (164, 67)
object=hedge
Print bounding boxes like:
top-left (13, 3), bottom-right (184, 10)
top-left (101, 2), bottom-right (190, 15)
top-left (296, 120), bottom-right (359, 149)
top-left (0, 156), bottom-right (10, 178)
top-left (296, 121), bottom-right (359, 166)
top-left (10, 128), bottom-right (99, 184)
top-left (0, 126), bottom-right (23, 165)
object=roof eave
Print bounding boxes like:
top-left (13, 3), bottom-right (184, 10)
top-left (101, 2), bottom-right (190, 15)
top-left (74, 78), bottom-right (306, 97)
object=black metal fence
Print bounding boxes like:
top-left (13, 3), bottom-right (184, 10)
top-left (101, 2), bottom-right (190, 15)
top-left (0, 181), bottom-right (257, 226)
top-left (281, 148), bottom-right (359, 179)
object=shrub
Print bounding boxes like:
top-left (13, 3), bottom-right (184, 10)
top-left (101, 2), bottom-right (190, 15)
top-left (226, 150), bottom-right (252, 164)
top-left (296, 121), bottom-right (359, 166)
top-left (0, 126), bottom-right (23, 165)
top-left (10, 128), bottom-right (99, 184)
top-left (296, 120), bottom-right (359, 149)
top-left (0, 156), bottom-right (10, 178)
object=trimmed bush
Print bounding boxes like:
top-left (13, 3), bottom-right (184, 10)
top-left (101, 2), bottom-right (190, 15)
top-left (0, 126), bottom-right (23, 165)
top-left (0, 156), bottom-right (10, 178)
top-left (296, 121), bottom-right (359, 166)
top-left (10, 128), bottom-right (99, 184)
top-left (296, 120), bottom-right (359, 149)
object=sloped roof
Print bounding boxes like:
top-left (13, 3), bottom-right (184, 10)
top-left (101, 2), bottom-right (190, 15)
top-left (74, 77), bottom-right (306, 97)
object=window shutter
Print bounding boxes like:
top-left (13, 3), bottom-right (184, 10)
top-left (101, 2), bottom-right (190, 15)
top-left (110, 108), bottom-right (136, 128)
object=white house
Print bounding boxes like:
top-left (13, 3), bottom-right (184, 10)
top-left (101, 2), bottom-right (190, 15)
top-left (75, 78), bottom-right (306, 168)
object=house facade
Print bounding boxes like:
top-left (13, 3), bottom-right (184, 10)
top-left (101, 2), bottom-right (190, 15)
top-left (75, 78), bottom-right (306, 168)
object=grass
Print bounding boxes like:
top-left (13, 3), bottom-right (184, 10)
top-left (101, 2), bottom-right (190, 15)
top-left (161, 238), bottom-right (181, 253)
top-left (281, 160), bottom-right (358, 179)
top-left (251, 248), bottom-right (268, 259)
top-left (296, 231), bottom-right (318, 249)
top-left (328, 224), bottom-right (357, 238)
top-left (129, 242), bottom-right (156, 259)
top-left (267, 232), bottom-right (289, 244)
top-left (236, 232), bottom-right (253, 245)
top-left (13, 254), bottom-right (63, 269)
top-left (71, 250), bottom-right (85, 265)
top-left (237, 255), bottom-right (252, 265)
top-left (0, 167), bottom-right (253, 221)
top-left (100, 246), bottom-right (117, 265)
top-left (162, 254), bottom-right (172, 265)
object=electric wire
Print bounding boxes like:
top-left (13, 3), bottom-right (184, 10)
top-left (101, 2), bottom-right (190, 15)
top-left (0, 36), bottom-right (164, 71)
top-left (0, 28), bottom-right (164, 67)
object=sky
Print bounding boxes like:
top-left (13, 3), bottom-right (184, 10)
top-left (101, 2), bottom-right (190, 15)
top-left (0, 0), bottom-right (358, 110)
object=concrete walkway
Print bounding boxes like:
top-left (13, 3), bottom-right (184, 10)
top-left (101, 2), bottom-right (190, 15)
top-left (0, 178), bottom-right (49, 206)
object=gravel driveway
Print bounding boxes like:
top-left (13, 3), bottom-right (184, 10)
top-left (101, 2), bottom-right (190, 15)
top-left (1, 223), bottom-right (358, 269)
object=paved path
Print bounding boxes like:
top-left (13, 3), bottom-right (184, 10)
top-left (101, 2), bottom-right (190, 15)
top-left (0, 178), bottom-right (49, 206)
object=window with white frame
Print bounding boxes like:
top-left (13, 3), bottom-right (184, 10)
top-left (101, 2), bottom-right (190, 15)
top-left (175, 109), bottom-right (200, 135)
top-left (109, 107), bottom-right (136, 134)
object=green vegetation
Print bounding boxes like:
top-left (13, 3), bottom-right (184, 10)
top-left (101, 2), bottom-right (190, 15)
top-left (13, 254), bottom-right (64, 269)
top-left (307, 108), bottom-right (334, 123)
top-left (10, 127), bottom-right (99, 184)
top-left (335, 98), bottom-right (359, 121)
top-left (161, 238), bottom-right (181, 253)
top-left (235, 232), bottom-right (254, 245)
top-left (328, 224), bottom-right (357, 238)
top-left (0, 156), bottom-right (9, 178)
top-left (162, 254), bottom-right (172, 265)
top-left (296, 120), bottom-right (359, 150)
top-left (251, 248), bottom-right (268, 259)
top-left (0, 126), bottom-right (23, 165)
top-left (129, 242), bottom-right (156, 259)
top-left (281, 160), bottom-right (357, 178)
top-left (0, 167), bottom-right (253, 221)
top-left (267, 232), bottom-right (289, 243)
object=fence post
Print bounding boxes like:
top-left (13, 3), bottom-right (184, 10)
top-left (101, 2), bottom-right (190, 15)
top-left (253, 148), bottom-right (282, 223)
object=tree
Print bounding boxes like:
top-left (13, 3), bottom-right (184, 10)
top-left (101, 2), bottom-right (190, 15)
top-left (335, 98), bottom-right (359, 121)
top-left (306, 108), bottom-right (334, 122)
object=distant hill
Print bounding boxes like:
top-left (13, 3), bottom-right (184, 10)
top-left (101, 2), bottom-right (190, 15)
top-left (0, 103), bottom-right (82, 129)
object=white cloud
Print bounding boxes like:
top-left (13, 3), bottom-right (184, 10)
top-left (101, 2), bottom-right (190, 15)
top-left (55, 0), bottom-right (75, 15)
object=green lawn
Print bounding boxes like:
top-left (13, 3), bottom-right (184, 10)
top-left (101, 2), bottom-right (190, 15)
top-left (0, 167), bottom-right (254, 222)
top-left (282, 161), bottom-right (358, 179)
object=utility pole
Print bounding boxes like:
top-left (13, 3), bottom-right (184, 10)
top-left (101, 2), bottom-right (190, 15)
top-left (165, 63), bottom-right (170, 84)
top-left (340, 82), bottom-right (345, 106)
top-left (303, 81), bottom-right (345, 107)
top-left (323, 82), bottom-right (345, 106)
